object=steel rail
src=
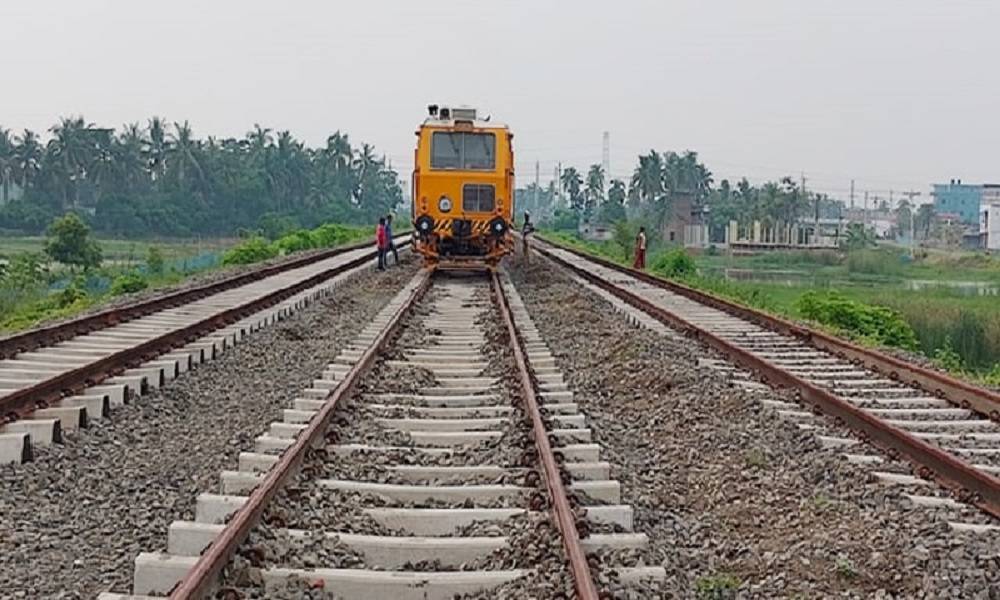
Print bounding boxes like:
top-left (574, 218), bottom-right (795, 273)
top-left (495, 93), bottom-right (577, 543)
top-left (0, 235), bottom-right (407, 361)
top-left (1, 242), bottom-right (405, 421)
top-left (534, 241), bottom-right (1000, 518)
top-left (535, 236), bottom-right (1000, 421)
top-left (490, 272), bottom-right (601, 600)
top-left (168, 269), bottom-right (431, 599)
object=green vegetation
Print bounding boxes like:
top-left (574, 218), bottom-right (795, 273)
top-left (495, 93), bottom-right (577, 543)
top-left (795, 291), bottom-right (918, 350)
top-left (0, 119), bottom-right (402, 238)
top-left (834, 557), bottom-right (859, 580)
top-left (695, 573), bottom-right (741, 599)
top-left (44, 213), bottom-right (102, 269)
top-left (221, 223), bottom-right (371, 266)
top-left (0, 215), bottom-right (374, 333)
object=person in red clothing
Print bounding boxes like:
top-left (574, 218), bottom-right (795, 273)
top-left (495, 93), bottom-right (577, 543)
top-left (632, 226), bottom-right (646, 270)
top-left (375, 217), bottom-right (387, 270)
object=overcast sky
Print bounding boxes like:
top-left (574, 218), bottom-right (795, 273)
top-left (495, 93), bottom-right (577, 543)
top-left (3, 0), bottom-right (998, 202)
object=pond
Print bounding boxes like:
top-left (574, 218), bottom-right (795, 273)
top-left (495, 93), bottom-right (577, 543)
top-left (705, 267), bottom-right (1000, 296)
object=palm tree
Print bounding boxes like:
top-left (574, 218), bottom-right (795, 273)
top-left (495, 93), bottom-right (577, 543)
top-left (0, 128), bottom-right (14, 204)
top-left (146, 116), bottom-right (170, 183)
top-left (115, 123), bottom-right (148, 191)
top-left (49, 116), bottom-right (96, 208)
top-left (584, 164), bottom-right (605, 217)
top-left (170, 121), bottom-right (205, 189)
top-left (608, 179), bottom-right (626, 206)
top-left (915, 204), bottom-right (935, 240)
top-left (560, 167), bottom-right (583, 211)
top-left (630, 151), bottom-right (663, 206)
top-left (13, 129), bottom-right (43, 190)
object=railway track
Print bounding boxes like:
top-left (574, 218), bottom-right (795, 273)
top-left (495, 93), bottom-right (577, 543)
top-left (534, 237), bottom-right (1000, 531)
top-left (102, 270), bottom-right (663, 599)
top-left (0, 237), bottom-right (404, 465)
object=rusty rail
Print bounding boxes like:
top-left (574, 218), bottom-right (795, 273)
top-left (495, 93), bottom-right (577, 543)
top-left (490, 272), bottom-right (601, 600)
top-left (1, 242), bottom-right (403, 421)
top-left (534, 240), bottom-right (1000, 518)
top-left (536, 236), bottom-right (1000, 420)
top-left (168, 269), bottom-right (431, 599)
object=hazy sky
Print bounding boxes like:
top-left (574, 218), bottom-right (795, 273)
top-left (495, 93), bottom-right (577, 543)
top-left (4, 0), bottom-right (998, 202)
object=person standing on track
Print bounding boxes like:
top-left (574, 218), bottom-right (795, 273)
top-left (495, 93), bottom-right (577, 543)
top-left (521, 211), bottom-right (535, 263)
top-left (375, 217), bottom-right (387, 271)
top-left (384, 214), bottom-right (398, 266)
top-left (633, 226), bottom-right (647, 270)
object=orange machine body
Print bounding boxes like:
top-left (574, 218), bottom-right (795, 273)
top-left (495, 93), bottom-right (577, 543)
top-left (411, 106), bottom-right (514, 270)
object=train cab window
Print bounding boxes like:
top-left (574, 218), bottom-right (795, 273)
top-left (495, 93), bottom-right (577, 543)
top-left (462, 184), bottom-right (496, 212)
top-left (431, 132), bottom-right (496, 170)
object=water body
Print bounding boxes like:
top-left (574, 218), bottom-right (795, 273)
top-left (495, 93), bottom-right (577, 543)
top-left (706, 268), bottom-right (1000, 296)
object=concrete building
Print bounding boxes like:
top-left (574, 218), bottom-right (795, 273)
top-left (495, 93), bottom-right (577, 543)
top-left (983, 198), bottom-right (1000, 251)
top-left (933, 180), bottom-right (982, 225)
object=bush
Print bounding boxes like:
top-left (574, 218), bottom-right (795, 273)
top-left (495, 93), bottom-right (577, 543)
top-left (273, 229), bottom-right (317, 254)
top-left (44, 213), bottom-right (103, 269)
top-left (109, 272), bottom-right (149, 296)
top-left (934, 338), bottom-right (964, 373)
top-left (146, 247), bottom-right (165, 275)
top-left (695, 574), bottom-right (740, 599)
top-left (795, 290), bottom-right (918, 350)
top-left (651, 248), bottom-right (696, 278)
top-left (222, 237), bottom-right (279, 265)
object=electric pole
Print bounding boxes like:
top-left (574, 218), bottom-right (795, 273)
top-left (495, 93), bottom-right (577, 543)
top-left (850, 179), bottom-right (855, 211)
top-left (534, 160), bottom-right (539, 210)
top-left (602, 132), bottom-right (610, 181)
top-left (901, 190), bottom-right (922, 258)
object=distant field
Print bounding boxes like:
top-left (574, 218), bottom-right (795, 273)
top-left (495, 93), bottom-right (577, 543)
top-left (0, 235), bottom-right (237, 265)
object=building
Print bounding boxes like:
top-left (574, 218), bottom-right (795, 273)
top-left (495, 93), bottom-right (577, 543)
top-left (984, 199), bottom-right (1000, 251)
top-left (933, 180), bottom-right (982, 225)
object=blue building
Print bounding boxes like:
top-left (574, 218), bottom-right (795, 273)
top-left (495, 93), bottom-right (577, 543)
top-left (933, 180), bottom-right (982, 225)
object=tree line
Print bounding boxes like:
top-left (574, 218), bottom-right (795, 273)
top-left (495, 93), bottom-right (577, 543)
top-left (517, 149), bottom-right (939, 243)
top-left (0, 117), bottom-right (403, 237)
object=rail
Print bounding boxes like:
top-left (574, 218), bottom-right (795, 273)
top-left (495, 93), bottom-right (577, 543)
top-left (491, 271), bottom-right (601, 600)
top-left (532, 237), bottom-right (1000, 518)
top-left (1, 238), bottom-right (406, 421)
top-left (167, 269), bottom-right (432, 598)
top-left (534, 236), bottom-right (1000, 420)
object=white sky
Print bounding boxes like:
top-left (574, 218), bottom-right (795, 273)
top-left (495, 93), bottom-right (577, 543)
top-left (3, 0), bottom-right (998, 202)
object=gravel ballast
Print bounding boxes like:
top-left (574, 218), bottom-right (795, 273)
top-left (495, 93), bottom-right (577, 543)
top-left (509, 258), bottom-right (1000, 599)
top-left (0, 257), bottom-right (417, 598)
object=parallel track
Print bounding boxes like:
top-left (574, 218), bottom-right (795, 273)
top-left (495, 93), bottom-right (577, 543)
top-left (0, 238), bottom-right (403, 463)
top-left (534, 237), bottom-right (1000, 521)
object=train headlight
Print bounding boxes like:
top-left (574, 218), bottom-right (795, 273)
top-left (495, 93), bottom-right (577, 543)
top-left (488, 217), bottom-right (508, 237)
top-left (438, 196), bottom-right (453, 212)
top-left (415, 215), bottom-right (434, 235)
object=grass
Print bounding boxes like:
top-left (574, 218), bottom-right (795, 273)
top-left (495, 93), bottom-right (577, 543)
top-left (0, 223), bottom-right (372, 334)
top-left (695, 574), bottom-right (741, 599)
top-left (0, 235), bottom-right (236, 265)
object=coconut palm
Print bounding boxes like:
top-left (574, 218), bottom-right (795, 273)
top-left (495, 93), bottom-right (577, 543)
top-left (13, 129), bottom-right (44, 190)
top-left (560, 167), bottom-right (584, 211)
top-left (630, 151), bottom-right (663, 206)
top-left (608, 179), bottom-right (626, 206)
top-left (584, 164), bottom-right (605, 217)
top-left (0, 128), bottom-right (14, 204)
top-left (170, 120), bottom-right (205, 188)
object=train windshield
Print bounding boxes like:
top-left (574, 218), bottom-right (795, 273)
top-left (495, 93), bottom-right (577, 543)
top-left (431, 132), bottom-right (496, 170)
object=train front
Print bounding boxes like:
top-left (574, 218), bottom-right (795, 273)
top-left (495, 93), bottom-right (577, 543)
top-left (411, 105), bottom-right (514, 270)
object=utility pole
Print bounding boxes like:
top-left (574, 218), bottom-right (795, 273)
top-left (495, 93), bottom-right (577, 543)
top-left (901, 189), bottom-right (922, 258)
top-left (850, 179), bottom-right (855, 211)
top-left (602, 132), bottom-right (610, 181)
top-left (534, 161), bottom-right (540, 210)
top-left (864, 191), bottom-right (869, 229)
